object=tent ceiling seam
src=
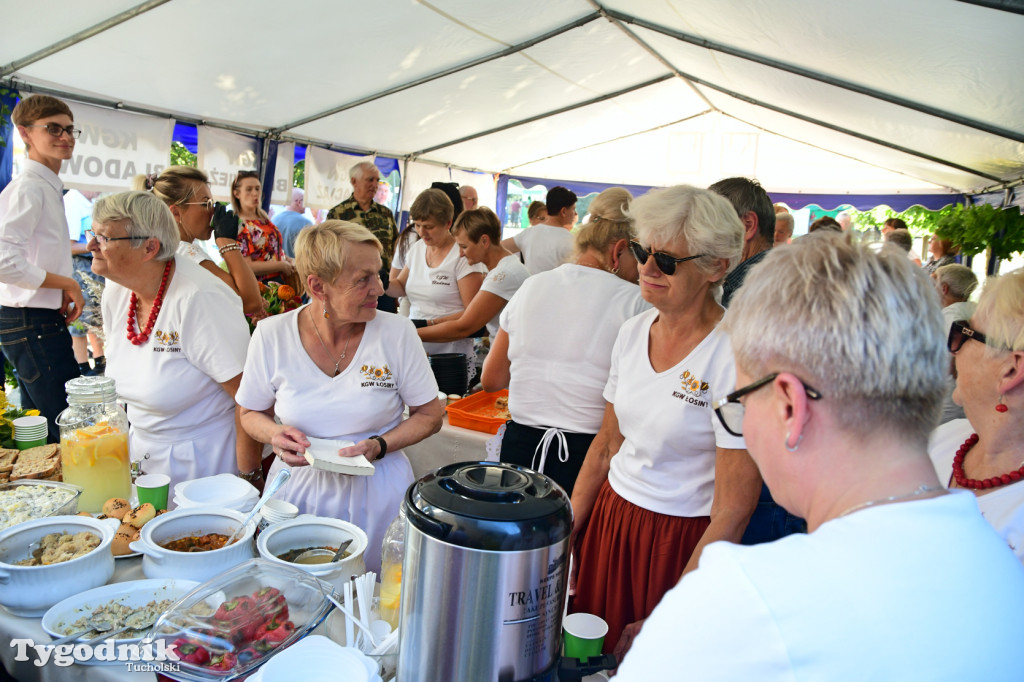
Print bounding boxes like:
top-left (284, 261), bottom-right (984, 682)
top-left (720, 112), bottom-right (959, 193)
top-left (410, 74), bottom-right (674, 156)
top-left (603, 8), bottom-right (1024, 145)
top-left (499, 109), bottom-right (714, 174)
top-left (588, 0), bottom-right (717, 113)
top-left (0, 0), bottom-right (171, 78)
top-left (268, 11), bottom-right (603, 134)
top-left (672, 71), bottom-right (1003, 182)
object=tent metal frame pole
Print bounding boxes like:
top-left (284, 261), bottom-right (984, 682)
top-left (602, 8), bottom-right (1024, 145)
top-left (268, 12), bottom-right (603, 135)
top-left (411, 74), bottom-right (673, 156)
top-left (0, 0), bottom-right (171, 78)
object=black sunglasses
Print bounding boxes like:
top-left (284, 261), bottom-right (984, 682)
top-left (713, 373), bottom-right (823, 437)
top-left (628, 240), bottom-right (704, 276)
top-left (948, 319), bottom-right (996, 353)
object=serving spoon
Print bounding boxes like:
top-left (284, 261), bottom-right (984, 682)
top-left (81, 611), bottom-right (157, 646)
top-left (224, 468), bottom-right (291, 546)
top-left (48, 616), bottom-right (114, 647)
top-left (294, 538), bottom-right (354, 564)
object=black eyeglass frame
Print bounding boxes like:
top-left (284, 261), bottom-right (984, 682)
top-left (85, 230), bottom-right (154, 246)
top-left (713, 372), bottom-right (823, 437)
top-left (628, 240), bottom-right (705, 276)
top-left (24, 123), bottom-right (82, 139)
top-left (947, 319), bottom-right (1000, 353)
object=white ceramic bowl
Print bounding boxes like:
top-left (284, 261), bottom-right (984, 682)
top-left (0, 515), bottom-right (115, 616)
top-left (174, 474), bottom-right (258, 509)
top-left (130, 506), bottom-right (255, 583)
top-left (257, 516), bottom-right (368, 592)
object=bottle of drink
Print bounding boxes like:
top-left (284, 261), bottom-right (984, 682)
top-left (56, 376), bottom-right (131, 513)
top-left (379, 507), bottom-right (407, 629)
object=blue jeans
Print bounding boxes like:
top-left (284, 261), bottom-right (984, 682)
top-left (741, 483), bottom-right (807, 545)
top-left (0, 307), bottom-right (81, 443)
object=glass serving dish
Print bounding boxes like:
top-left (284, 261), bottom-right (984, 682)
top-left (0, 480), bottom-right (83, 532)
top-left (145, 558), bottom-right (333, 682)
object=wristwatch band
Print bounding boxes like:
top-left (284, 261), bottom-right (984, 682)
top-left (237, 468), bottom-right (264, 483)
top-left (368, 435), bottom-right (387, 460)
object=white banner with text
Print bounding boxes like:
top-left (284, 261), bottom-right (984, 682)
top-left (196, 127), bottom-right (258, 202)
top-left (304, 147), bottom-right (371, 211)
top-left (271, 142), bottom-right (295, 204)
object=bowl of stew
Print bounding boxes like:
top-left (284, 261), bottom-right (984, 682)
top-left (256, 516), bottom-right (368, 592)
top-left (130, 506), bottom-right (255, 583)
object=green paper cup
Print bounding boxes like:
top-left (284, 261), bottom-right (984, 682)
top-left (563, 612), bottom-right (608, 660)
top-left (135, 473), bottom-right (171, 511)
top-left (15, 437), bottom-right (47, 450)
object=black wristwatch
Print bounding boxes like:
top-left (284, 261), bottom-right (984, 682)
top-left (368, 435), bottom-right (388, 460)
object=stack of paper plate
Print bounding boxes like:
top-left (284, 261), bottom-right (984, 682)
top-left (173, 474), bottom-right (259, 512)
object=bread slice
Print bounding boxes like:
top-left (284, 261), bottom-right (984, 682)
top-left (16, 444), bottom-right (58, 462)
top-left (0, 449), bottom-right (18, 473)
top-left (11, 454), bottom-right (59, 481)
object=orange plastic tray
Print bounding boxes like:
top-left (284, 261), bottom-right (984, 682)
top-left (446, 390), bottom-right (510, 435)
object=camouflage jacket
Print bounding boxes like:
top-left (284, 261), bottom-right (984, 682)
top-left (326, 198), bottom-right (398, 274)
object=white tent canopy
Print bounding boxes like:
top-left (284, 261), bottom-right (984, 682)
top-left (3, 0), bottom-right (1022, 203)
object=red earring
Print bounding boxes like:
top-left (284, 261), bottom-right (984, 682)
top-left (996, 395), bottom-right (1008, 413)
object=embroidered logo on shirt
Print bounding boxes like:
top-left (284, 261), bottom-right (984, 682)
top-left (152, 330), bottom-right (181, 353)
top-left (672, 369), bottom-right (709, 407)
top-left (360, 363), bottom-right (395, 388)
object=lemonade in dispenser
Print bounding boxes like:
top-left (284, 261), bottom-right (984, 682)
top-left (57, 376), bottom-right (131, 513)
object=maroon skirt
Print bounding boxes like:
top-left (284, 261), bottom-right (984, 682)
top-left (572, 479), bottom-right (710, 653)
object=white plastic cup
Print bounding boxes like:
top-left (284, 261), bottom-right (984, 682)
top-left (257, 499), bottom-right (299, 532)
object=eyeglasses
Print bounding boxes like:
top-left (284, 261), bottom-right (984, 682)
top-left (24, 123), bottom-right (81, 139)
top-left (182, 199), bottom-right (216, 211)
top-left (713, 373), bottom-right (823, 437)
top-left (948, 319), bottom-right (1001, 353)
top-left (85, 230), bottom-right (153, 246)
top-left (628, 240), bottom-right (705, 276)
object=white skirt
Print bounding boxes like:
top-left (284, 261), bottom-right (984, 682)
top-left (265, 451), bottom-right (414, 574)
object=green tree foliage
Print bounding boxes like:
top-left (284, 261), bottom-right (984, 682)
top-left (848, 205), bottom-right (956, 238)
top-left (293, 159), bottom-right (304, 189)
top-left (934, 203), bottom-right (1024, 261)
top-left (170, 141), bottom-right (196, 166)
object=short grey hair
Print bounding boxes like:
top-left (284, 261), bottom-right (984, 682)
top-left (723, 232), bottom-right (947, 444)
top-left (973, 268), bottom-right (1024, 354)
top-left (92, 191), bottom-right (179, 261)
top-left (349, 161), bottom-right (379, 182)
top-left (775, 212), bottom-right (794, 233)
top-left (884, 228), bottom-right (913, 253)
top-left (935, 264), bottom-right (978, 302)
top-left (627, 185), bottom-right (744, 286)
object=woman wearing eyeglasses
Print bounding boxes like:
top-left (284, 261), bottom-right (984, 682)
top-left (613, 233), bottom-right (1024, 682)
top-left (481, 188), bottom-right (649, 496)
top-left (570, 185), bottom-right (761, 658)
top-left (229, 171), bottom-right (295, 283)
top-left (90, 191), bottom-right (251, 491)
top-left (0, 94), bottom-right (84, 443)
top-left (133, 168), bottom-right (263, 317)
top-left (928, 268), bottom-right (1024, 561)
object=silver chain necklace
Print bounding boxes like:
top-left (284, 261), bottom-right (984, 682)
top-left (308, 306), bottom-right (352, 376)
top-left (837, 484), bottom-right (944, 519)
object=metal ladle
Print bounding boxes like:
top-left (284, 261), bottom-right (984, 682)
top-left (224, 468), bottom-right (291, 546)
top-left (294, 538), bottom-right (354, 564)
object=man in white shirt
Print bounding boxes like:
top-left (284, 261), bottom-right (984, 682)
top-left (0, 94), bottom-right (84, 442)
top-left (933, 263), bottom-right (978, 423)
top-left (502, 186), bottom-right (577, 274)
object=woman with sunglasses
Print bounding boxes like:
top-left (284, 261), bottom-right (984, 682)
top-left (928, 268), bottom-right (1024, 561)
top-left (481, 187), bottom-right (649, 496)
top-left (134, 168), bottom-right (263, 317)
top-left (570, 185), bottom-right (761, 658)
top-left (229, 171), bottom-right (295, 283)
top-left (614, 233), bottom-right (1024, 681)
top-left (90, 191), bottom-right (251, 491)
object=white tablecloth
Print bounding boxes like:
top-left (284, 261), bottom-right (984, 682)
top-left (404, 415), bottom-right (494, 479)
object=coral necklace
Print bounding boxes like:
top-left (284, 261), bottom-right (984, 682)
top-left (126, 260), bottom-right (172, 345)
top-left (952, 433), bottom-right (1024, 489)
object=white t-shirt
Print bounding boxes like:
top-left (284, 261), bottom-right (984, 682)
top-left (605, 308), bottom-right (746, 517)
top-left (236, 307), bottom-right (439, 572)
top-left (513, 225), bottom-right (574, 275)
top-left (176, 239), bottom-right (213, 266)
top-left (404, 239), bottom-right (485, 359)
top-left (929, 418), bottom-right (1024, 561)
top-left (499, 264), bottom-right (650, 433)
top-left (102, 256), bottom-right (250, 483)
top-left (478, 255), bottom-right (529, 337)
top-left (0, 160), bottom-right (74, 308)
top-left (617, 492), bottom-right (1024, 682)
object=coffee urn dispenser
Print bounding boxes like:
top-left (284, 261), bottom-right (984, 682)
top-left (398, 462), bottom-right (572, 682)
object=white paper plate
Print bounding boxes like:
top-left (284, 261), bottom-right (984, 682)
top-left (249, 635), bottom-right (381, 682)
top-left (41, 578), bottom-right (199, 665)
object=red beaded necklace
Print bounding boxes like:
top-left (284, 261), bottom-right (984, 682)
top-left (952, 433), bottom-right (1024, 489)
top-left (126, 260), bottom-right (172, 346)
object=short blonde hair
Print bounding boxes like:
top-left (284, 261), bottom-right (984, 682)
top-left (574, 187), bottom-right (635, 256)
top-left (724, 231), bottom-right (947, 443)
top-left (295, 220), bottom-right (381, 293)
top-left (973, 268), bottom-right (1024, 354)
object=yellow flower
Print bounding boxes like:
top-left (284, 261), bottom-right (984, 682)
top-left (26, 410), bottom-right (40, 416)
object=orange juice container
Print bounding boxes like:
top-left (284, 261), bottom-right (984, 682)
top-left (56, 376), bottom-right (131, 513)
